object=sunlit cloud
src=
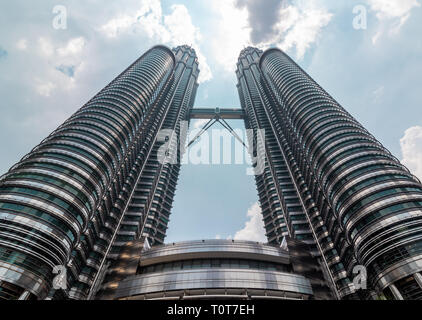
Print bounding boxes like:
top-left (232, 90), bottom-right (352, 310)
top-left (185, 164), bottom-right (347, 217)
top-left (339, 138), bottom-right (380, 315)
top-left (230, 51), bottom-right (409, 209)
top-left (401, 126), bottom-right (422, 181)
top-left (368, 0), bottom-right (420, 43)
top-left (100, 0), bottom-right (212, 83)
top-left (233, 202), bottom-right (267, 242)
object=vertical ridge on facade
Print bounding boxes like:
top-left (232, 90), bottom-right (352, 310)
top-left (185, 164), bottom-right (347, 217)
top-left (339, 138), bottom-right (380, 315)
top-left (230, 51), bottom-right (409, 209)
top-left (0, 45), bottom-right (199, 300)
top-left (237, 46), bottom-right (422, 299)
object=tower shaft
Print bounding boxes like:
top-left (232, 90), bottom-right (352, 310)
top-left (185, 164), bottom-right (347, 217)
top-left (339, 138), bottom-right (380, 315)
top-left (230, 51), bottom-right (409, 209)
top-left (0, 45), bottom-right (199, 300)
top-left (237, 47), bottom-right (422, 299)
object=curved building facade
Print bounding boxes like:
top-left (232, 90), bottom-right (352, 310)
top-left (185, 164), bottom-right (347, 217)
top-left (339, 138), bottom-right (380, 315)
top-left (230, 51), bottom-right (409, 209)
top-left (98, 239), bottom-right (329, 300)
top-left (0, 45), bottom-right (199, 300)
top-left (1, 43), bottom-right (421, 301)
top-left (237, 47), bottom-right (422, 300)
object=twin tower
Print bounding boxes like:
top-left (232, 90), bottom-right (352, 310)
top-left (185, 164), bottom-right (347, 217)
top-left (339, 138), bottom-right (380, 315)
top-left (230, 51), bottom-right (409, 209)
top-left (1, 45), bottom-right (422, 300)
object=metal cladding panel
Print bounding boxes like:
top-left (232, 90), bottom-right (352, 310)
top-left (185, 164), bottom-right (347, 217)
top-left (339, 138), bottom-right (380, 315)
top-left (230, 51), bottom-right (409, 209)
top-left (113, 269), bottom-right (313, 299)
top-left (0, 46), bottom-right (176, 299)
top-left (255, 47), bottom-right (422, 298)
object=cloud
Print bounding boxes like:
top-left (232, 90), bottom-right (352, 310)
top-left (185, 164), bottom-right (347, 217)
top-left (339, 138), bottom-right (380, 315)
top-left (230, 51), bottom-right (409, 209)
top-left (164, 5), bottom-right (212, 83)
top-left (99, 1), bottom-right (165, 39)
top-left (210, 0), bottom-right (252, 72)
top-left (35, 80), bottom-right (55, 97)
top-left (99, 0), bottom-right (212, 83)
top-left (57, 37), bottom-right (86, 56)
top-left (0, 1), bottom-right (215, 174)
top-left (16, 39), bottom-right (27, 51)
top-left (235, 0), bottom-right (288, 44)
top-left (211, 0), bottom-right (332, 72)
top-left (368, 0), bottom-right (420, 20)
top-left (233, 202), bottom-right (267, 242)
top-left (274, 2), bottom-right (333, 59)
top-left (192, 119), bottom-right (209, 130)
top-left (368, 0), bottom-right (420, 42)
top-left (372, 30), bottom-right (382, 45)
top-left (38, 37), bottom-right (54, 57)
top-left (33, 37), bottom-right (87, 95)
top-left (400, 126), bottom-right (422, 181)
top-left (373, 85), bottom-right (385, 103)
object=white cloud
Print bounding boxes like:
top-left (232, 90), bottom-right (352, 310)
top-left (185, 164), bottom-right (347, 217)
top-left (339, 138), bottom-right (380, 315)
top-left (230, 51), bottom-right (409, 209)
top-left (164, 5), bottom-right (212, 83)
top-left (233, 202), bottom-right (267, 242)
top-left (210, 0), bottom-right (252, 72)
top-left (367, 0), bottom-right (420, 42)
top-left (373, 85), bottom-right (384, 103)
top-left (32, 37), bottom-right (87, 96)
top-left (39, 37), bottom-right (86, 59)
top-left (400, 126), bottom-right (422, 181)
top-left (99, 0), bottom-right (212, 83)
top-left (38, 37), bottom-right (54, 57)
top-left (100, 16), bottom-right (136, 39)
top-left (16, 39), bottom-right (27, 50)
top-left (367, 0), bottom-right (420, 20)
top-left (100, 0), bottom-right (164, 39)
top-left (35, 80), bottom-right (56, 97)
top-left (210, 0), bottom-right (332, 72)
top-left (57, 37), bottom-right (86, 56)
top-left (164, 5), bottom-right (201, 46)
top-left (192, 119), bottom-right (209, 130)
top-left (372, 30), bottom-right (382, 45)
top-left (273, 3), bottom-right (332, 59)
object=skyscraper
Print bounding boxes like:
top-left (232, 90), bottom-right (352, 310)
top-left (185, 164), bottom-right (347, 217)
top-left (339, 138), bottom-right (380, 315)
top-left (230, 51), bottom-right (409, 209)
top-left (0, 45), bottom-right (199, 300)
top-left (1, 43), bottom-right (422, 301)
top-left (237, 47), bottom-right (422, 300)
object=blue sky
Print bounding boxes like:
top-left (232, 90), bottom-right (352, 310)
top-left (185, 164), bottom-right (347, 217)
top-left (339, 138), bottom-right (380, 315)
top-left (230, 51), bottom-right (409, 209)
top-left (0, 0), bottom-right (421, 243)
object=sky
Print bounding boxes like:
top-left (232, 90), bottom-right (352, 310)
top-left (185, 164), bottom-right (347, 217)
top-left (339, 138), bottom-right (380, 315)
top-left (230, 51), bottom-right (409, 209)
top-left (0, 0), bottom-right (421, 244)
